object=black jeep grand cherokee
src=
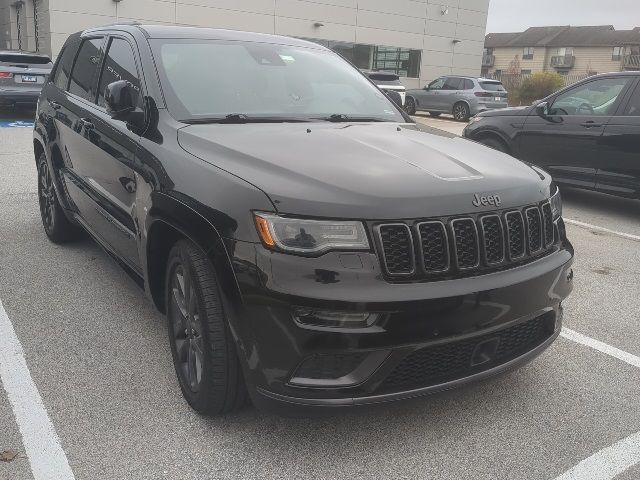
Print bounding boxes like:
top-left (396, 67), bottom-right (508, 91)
top-left (34, 25), bottom-right (573, 415)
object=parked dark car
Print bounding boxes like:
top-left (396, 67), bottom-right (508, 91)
top-left (34, 25), bottom-right (573, 416)
top-left (405, 76), bottom-right (508, 121)
top-left (463, 72), bottom-right (640, 198)
top-left (0, 50), bottom-right (52, 108)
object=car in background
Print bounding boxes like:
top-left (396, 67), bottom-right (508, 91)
top-left (405, 76), bottom-right (508, 121)
top-left (0, 50), bottom-right (53, 109)
top-left (362, 70), bottom-right (406, 106)
top-left (463, 72), bottom-right (640, 199)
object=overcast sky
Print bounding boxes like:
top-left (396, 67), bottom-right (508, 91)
top-left (486, 0), bottom-right (640, 33)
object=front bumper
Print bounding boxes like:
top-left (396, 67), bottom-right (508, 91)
top-left (230, 236), bottom-right (574, 415)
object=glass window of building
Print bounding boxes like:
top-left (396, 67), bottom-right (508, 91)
top-left (300, 38), bottom-right (421, 78)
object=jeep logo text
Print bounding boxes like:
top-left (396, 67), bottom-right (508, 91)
top-left (472, 193), bottom-right (501, 207)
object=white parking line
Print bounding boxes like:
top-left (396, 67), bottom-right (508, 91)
top-left (553, 432), bottom-right (640, 480)
top-left (561, 328), bottom-right (640, 369)
top-left (554, 328), bottom-right (640, 480)
top-left (564, 218), bottom-right (640, 242)
top-left (0, 299), bottom-right (75, 480)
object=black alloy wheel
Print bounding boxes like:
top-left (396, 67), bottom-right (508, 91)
top-left (166, 240), bottom-right (248, 414)
top-left (404, 97), bottom-right (416, 115)
top-left (169, 263), bottom-right (205, 393)
top-left (36, 152), bottom-right (81, 243)
top-left (38, 155), bottom-right (56, 233)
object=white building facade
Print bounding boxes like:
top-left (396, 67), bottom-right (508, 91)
top-left (1, 0), bottom-right (489, 87)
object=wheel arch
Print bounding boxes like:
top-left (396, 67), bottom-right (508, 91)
top-left (452, 99), bottom-right (471, 114)
top-left (472, 129), bottom-right (513, 153)
top-left (145, 195), bottom-right (243, 316)
top-left (33, 138), bottom-right (44, 166)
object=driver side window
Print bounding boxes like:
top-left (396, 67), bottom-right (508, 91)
top-left (550, 77), bottom-right (632, 116)
top-left (428, 78), bottom-right (445, 90)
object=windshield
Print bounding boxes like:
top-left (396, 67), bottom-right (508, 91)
top-left (150, 39), bottom-right (405, 123)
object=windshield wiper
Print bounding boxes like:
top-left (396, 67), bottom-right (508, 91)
top-left (315, 114), bottom-right (393, 123)
top-left (183, 114), bottom-right (311, 124)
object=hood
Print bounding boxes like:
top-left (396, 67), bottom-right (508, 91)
top-left (477, 106), bottom-right (530, 117)
top-left (178, 122), bottom-right (552, 219)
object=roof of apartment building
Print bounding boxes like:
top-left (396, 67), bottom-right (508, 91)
top-left (485, 25), bottom-right (640, 48)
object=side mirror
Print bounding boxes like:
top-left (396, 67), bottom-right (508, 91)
top-left (535, 101), bottom-right (549, 118)
top-left (105, 80), bottom-right (135, 118)
top-left (385, 90), bottom-right (403, 108)
top-left (424, 85), bottom-right (430, 90)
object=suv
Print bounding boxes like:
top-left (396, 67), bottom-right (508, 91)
top-left (463, 72), bottom-right (640, 199)
top-left (405, 76), bottom-right (508, 121)
top-left (362, 70), bottom-right (406, 106)
top-left (34, 25), bottom-right (573, 415)
top-left (0, 50), bottom-right (52, 108)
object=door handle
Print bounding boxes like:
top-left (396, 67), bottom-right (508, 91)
top-left (580, 121), bottom-right (602, 128)
top-left (79, 118), bottom-right (94, 130)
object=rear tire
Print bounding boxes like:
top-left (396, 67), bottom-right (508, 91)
top-left (478, 136), bottom-right (508, 153)
top-left (452, 102), bottom-right (470, 122)
top-left (166, 239), bottom-right (248, 415)
top-left (404, 97), bottom-right (416, 115)
top-left (37, 152), bottom-right (82, 243)
top-left (428, 112), bottom-right (441, 117)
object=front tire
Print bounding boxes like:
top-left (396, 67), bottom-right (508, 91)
top-left (166, 240), bottom-right (248, 415)
top-left (452, 102), bottom-right (470, 122)
top-left (37, 152), bottom-right (81, 243)
top-left (404, 97), bottom-right (416, 115)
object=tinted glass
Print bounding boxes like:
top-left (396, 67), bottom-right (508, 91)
top-left (443, 78), bottom-right (462, 90)
top-left (479, 81), bottom-right (505, 91)
top-left (97, 38), bottom-right (141, 108)
top-left (69, 37), bottom-right (104, 100)
top-left (622, 84), bottom-right (640, 116)
top-left (151, 39), bottom-right (405, 122)
top-left (428, 78), bottom-right (445, 90)
top-left (53, 43), bottom-right (77, 91)
top-left (551, 77), bottom-right (632, 116)
top-left (463, 79), bottom-right (474, 90)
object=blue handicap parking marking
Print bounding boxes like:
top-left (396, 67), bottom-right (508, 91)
top-left (0, 120), bottom-right (34, 128)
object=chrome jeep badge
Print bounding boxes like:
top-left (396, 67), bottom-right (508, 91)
top-left (472, 193), bottom-right (501, 207)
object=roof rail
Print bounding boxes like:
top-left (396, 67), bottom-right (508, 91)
top-left (96, 20), bottom-right (141, 27)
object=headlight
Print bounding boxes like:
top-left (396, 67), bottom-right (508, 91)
top-left (254, 213), bottom-right (369, 254)
top-left (549, 187), bottom-right (562, 220)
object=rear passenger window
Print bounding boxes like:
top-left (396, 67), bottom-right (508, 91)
top-left (463, 79), bottom-right (474, 90)
top-left (69, 37), bottom-right (104, 100)
top-left (443, 78), bottom-right (462, 90)
top-left (97, 38), bottom-right (141, 108)
top-left (52, 41), bottom-right (78, 91)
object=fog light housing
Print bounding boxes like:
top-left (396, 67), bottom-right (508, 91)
top-left (289, 350), bottom-right (389, 387)
top-left (293, 309), bottom-right (379, 328)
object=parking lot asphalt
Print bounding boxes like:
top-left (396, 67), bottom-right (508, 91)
top-left (1, 119), bottom-right (639, 480)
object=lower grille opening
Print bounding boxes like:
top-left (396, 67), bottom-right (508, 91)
top-left (378, 313), bottom-right (555, 393)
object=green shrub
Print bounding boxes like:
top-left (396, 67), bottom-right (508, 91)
top-left (513, 72), bottom-right (564, 105)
